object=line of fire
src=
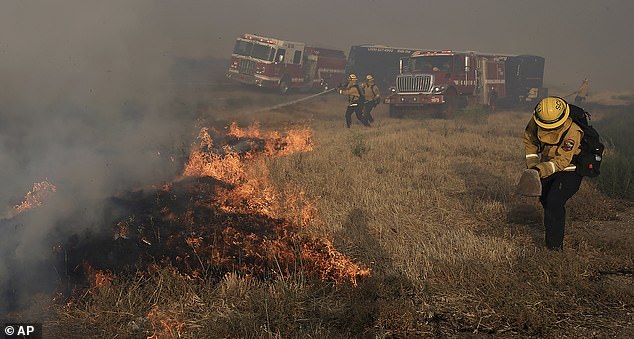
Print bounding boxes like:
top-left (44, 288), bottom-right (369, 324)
top-left (0, 123), bottom-right (371, 317)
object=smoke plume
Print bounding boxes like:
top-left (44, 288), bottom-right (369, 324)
top-left (0, 1), bottom-right (200, 313)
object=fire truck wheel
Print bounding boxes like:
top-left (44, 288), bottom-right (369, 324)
top-left (279, 80), bottom-right (290, 95)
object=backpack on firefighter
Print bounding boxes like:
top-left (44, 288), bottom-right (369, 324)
top-left (568, 104), bottom-right (605, 177)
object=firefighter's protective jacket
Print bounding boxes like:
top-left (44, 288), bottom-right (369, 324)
top-left (523, 117), bottom-right (583, 178)
top-left (362, 82), bottom-right (381, 103)
top-left (339, 83), bottom-right (363, 105)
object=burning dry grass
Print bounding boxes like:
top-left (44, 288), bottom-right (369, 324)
top-left (50, 123), bottom-right (368, 290)
top-left (26, 94), bottom-right (634, 337)
top-left (3, 180), bottom-right (56, 219)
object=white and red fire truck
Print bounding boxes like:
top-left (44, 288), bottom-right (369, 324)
top-left (384, 50), bottom-right (546, 117)
top-left (225, 33), bottom-right (347, 94)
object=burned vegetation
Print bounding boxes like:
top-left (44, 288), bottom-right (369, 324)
top-left (61, 124), bottom-right (369, 290)
top-left (1, 123), bottom-right (370, 324)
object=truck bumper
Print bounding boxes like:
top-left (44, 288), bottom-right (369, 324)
top-left (225, 71), bottom-right (278, 88)
top-left (384, 93), bottom-right (445, 106)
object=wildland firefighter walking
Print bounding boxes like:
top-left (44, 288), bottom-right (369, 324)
top-left (520, 96), bottom-right (605, 250)
top-left (338, 74), bottom-right (371, 128)
top-left (361, 74), bottom-right (381, 123)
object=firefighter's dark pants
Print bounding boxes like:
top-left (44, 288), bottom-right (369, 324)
top-left (345, 103), bottom-right (370, 128)
top-left (363, 101), bottom-right (377, 123)
top-left (539, 171), bottom-right (583, 250)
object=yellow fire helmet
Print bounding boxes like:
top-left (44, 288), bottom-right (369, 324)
top-left (365, 74), bottom-right (374, 81)
top-left (533, 97), bottom-right (570, 129)
top-left (348, 74), bottom-right (358, 82)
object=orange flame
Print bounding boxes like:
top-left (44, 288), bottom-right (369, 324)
top-left (5, 180), bottom-right (57, 219)
top-left (177, 123), bottom-right (370, 285)
top-left (147, 305), bottom-right (186, 339)
top-left (182, 125), bottom-right (314, 221)
top-left (93, 271), bottom-right (113, 289)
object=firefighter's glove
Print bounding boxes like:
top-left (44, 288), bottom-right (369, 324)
top-left (525, 154), bottom-right (540, 169)
top-left (516, 169), bottom-right (542, 197)
top-left (534, 162), bottom-right (555, 178)
top-left (338, 89), bottom-right (343, 94)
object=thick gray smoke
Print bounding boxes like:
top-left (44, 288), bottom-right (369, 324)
top-left (0, 1), bottom-right (201, 313)
top-left (2, 0), bottom-right (633, 315)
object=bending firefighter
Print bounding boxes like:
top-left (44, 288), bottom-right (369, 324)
top-left (361, 74), bottom-right (381, 123)
top-left (523, 97), bottom-right (583, 250)
top-left (338, 74), bottom-right (371, 128)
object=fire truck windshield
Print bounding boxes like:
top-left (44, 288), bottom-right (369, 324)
top-left (412, 55), bottom-right (453, 73)
top-left (252, 44), bottom-right (275, 61)
top-left (233, 39), bottom-right (275, 62)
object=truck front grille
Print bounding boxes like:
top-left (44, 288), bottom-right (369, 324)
top-left (396, 74), bottom-right (432, 93)
top-left (238, 59), bottom-right (255, 75)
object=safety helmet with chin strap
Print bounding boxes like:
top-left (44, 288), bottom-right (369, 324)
top-left (533, 97), bottom-right (570, 129)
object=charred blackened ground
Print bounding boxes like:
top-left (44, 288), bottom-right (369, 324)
top-left (1, 124), bottom-right (370, 316)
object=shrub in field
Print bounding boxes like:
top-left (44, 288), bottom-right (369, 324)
top-left (349, 132), bottom-right (369, 158)
top-left (593, 104), bottom-right (634, 200)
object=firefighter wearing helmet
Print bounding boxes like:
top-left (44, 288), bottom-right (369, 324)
top-left (338, 74), bottom-right (371, 128)
top-left (522, 96), bottom-right (584, 250)
top-left (361, 74), bottom-right (381, 123)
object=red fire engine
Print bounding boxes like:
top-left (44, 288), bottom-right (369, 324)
top-left (384, 50), bottom-right (546, 117)
top-left (226, 33), bottom-right (347, 94)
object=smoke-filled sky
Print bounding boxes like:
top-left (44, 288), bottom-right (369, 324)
top-left (0, 0), bottom-right (632, 313)
top-left (2, 0), bottom-right (633, 93)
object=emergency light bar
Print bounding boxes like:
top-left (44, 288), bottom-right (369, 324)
top-left (412, 50), bottom-right (454, 56)
top-left (242, 34), bottom-right (277, 45)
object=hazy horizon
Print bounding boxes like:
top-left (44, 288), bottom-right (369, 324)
top-left (2, 1), bottom-right (633, 93)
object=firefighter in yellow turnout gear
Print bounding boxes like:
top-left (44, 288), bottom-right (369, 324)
top-left (338, 74), bottom-right (371, 128)
top-left (522, 97), bottom-right (584, 250)
top-left (361, 74), bottom-right (381, 123)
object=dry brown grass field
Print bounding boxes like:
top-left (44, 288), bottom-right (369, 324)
top-left (10, 88), bottom-right (633, 338)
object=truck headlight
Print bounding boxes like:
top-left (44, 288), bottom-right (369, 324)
top-left (431, 85), bottom-right (445, 94)
top-left (390, 87), bottom-right (397, 94)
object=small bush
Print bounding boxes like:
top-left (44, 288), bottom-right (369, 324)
top-left (350, 132), bottom-right (369, 158)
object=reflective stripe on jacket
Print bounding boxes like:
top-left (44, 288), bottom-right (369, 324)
top-left (523, 117), bottom-right (583, 178)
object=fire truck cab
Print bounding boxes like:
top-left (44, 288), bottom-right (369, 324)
top-left (384, 50), bottom-right (546, 117)
top-left (226, 33), bottom-right (347, 94)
